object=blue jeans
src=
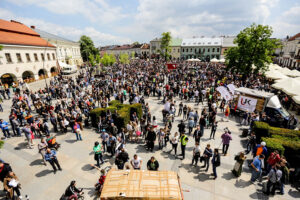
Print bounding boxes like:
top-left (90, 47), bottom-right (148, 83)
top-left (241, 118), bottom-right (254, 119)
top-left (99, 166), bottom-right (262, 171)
top-left (2, 129), bottom-right (10, 138)
top-left (212, 165), bottom-right (217, 178)
top-left (251, 170), bottom-right (261, 182)
top-left (75, 132), bottom-right (82, 140)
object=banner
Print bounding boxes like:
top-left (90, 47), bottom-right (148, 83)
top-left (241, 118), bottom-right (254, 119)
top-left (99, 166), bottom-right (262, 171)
top-left (216, 86), bottom-right (232, 101)
top-left (166, 63), bottom-right (177, 70)
top-left (227, 84), bottom-right (236, 95)
top-left (237, 95), bottom-right (257, 112)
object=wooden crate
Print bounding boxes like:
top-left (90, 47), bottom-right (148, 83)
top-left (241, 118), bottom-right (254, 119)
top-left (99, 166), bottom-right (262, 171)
top-left (100, 170), bottom-right (183, 200)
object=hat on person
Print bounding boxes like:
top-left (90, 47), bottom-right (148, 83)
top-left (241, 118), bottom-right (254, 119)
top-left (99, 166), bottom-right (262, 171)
top-left (261, 141), bottom-right (266, 146)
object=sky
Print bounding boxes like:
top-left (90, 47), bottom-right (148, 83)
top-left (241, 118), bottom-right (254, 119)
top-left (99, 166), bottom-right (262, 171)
top-left (0, 0), bottom-right (299, 46)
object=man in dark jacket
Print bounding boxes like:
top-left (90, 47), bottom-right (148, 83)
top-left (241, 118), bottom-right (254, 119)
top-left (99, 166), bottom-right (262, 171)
top-left (211, 148), bottom-right (221, 179)
top-left (146, 128), bottom-right (156, 152)
top-left (0, 161), bottom-right (12, 182)
top-left (178, 120), bottom-right (185, 134)
top-left (115, 148), bottom-right (129, 169)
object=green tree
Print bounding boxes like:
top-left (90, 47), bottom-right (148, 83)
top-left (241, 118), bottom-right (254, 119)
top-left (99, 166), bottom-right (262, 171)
top-left (88, 53), bottom-right (95, 66)
top-left (160, 32), bottom-right (172, 61)
top-left (95, 54), bottom-right (101, 64)
top-left (225, 24), bottom-right (281, 76)
top-left (120, 53), bottom-right (129, 64)
top-left (131, 51), bottom-right (135, 59)
top-left (0, 45), bottom-right (3, 50)
top-left (109, 54), bottom-right (116, 65)
top-left (79, 35), bottom-right (99, 62)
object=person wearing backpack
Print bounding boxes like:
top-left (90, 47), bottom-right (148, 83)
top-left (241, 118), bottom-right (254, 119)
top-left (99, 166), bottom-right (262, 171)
top-left (264, 164), bottom-right (282, 196)
top-left (211, 148), bottom-right (221, 179)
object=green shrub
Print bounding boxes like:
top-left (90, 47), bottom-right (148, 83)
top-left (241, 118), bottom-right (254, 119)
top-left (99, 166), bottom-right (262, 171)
top-left (0, 140), bottom-right (4, 149)
top-left (253, 121), bottom-right (270, 141)
top-left (269, 127), bottom-right (300, 138)
top-left (262, 137), bottom-right (285, 155)
top-left (90, 101), bottom-right (143, 128)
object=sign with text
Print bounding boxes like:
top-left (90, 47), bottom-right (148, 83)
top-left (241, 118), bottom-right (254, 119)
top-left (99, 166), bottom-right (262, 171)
top-left (237, 95), bottom-right (257, 112)
top-left (216, 86), bottom-right (232, 101)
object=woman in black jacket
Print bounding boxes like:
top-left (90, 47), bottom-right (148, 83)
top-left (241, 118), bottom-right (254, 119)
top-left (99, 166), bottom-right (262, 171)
top-left (211, 148), bottom-right (221, 179)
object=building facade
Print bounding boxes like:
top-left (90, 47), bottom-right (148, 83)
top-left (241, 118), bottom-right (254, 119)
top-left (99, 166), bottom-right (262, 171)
top-left (276, 33), bottom-right (300, 69)
top-left (150, 38), bottom-right (161, 57)
top-left (221, 36), bottom-right (236, 59)
top-left (170, 38), bottom-right (182, 59)
top-left (32, 27), bottom-right (83, 66)
top-left (180, 37), bottom-right (222, 61)
top-left (0, 19), bottom-right (57, 85)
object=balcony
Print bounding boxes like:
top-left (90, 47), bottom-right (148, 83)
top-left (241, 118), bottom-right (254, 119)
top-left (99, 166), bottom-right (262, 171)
top-left (295, 55), bottom-right (300, 59)
top-left (290, 51), bottom-right (295, 57)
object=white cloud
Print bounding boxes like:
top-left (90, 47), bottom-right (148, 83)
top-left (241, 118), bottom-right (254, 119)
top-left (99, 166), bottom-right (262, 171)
top-left (271, 6), bottom-right (300, 38)
top-left (6, 0), bottom-right (127, 24)
top-left (116, 0), bottom-right (282, 41)
top-left (0, 8), bottom-right (132, 46)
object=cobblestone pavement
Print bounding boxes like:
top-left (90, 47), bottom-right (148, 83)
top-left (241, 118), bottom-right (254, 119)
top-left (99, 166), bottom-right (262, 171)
top-left (0, 78), bottom-right (299, 200)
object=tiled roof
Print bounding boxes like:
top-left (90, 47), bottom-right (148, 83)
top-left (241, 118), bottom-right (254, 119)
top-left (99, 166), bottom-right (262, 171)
top-left (141, 43), bottom-right (150, 49)
top-left (288, 33), bottom-right (300, 41)
top-left (0, 19), bottom-right (55, 47)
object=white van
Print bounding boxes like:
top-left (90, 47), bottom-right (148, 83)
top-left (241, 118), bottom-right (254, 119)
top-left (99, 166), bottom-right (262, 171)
top-left (61, 66), bottom-right (77, 75)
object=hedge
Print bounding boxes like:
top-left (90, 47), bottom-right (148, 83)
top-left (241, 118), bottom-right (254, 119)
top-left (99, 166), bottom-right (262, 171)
top-left (90, 101), bottom-right (142, 129)
top-left (0, 140), bottom-right (4, 149)
top-left (254, 121), bottom-right (300, 167)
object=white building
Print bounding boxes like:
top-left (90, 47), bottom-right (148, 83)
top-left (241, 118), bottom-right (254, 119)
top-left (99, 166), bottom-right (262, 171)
top-left (276, 33), bottom-right (300, 69)
top-left (0, 19), bottom-right (57, 85)
top-left (32, 27), bottom-right (83, 66)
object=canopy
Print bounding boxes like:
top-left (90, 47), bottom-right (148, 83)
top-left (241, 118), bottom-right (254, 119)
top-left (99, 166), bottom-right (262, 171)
top-left (219, 58), bottom-right (225, 63)
top-left (266, 96), bottom-right (282, 109)
top-left (210, 58), bottom-right (219, 62)
top-left (272, 78), bottom-right (300, 96)
top-left (265, 70), bottom-right (288, 80)
top-left (186, 58), bottom-right (200, 62)
top-left (292, 95), bottom-right (300, 105)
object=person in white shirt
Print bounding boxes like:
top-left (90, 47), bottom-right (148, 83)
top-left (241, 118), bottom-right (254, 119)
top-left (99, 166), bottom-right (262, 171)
top-left (130, 154), bottom-right (142, 170)
top-left (170, 132), bottom-right (179, 156)
top-left (192, 142), bottom-right (201, 166)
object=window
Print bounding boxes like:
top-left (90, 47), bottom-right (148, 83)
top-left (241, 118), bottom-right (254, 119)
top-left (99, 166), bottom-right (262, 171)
top-left (190, 48), bottom-right (192, 52)
top-left (5, 53), bottom-right (12, 63)
top-left (203, 49), bottom-right (205, 53)
top-left (182, 48), bottom-right (184, 52)
top-left (16, 53), bottom-right (22, 63)
top-left (52, 53), bottom-right (55, 60)
top-left (208, 48), bottom-right (210, 52)
top-left (41, 53), bottom-right (45, 61)
top-left (186, 48), bottom-right (188, 53)
top-left (26, 53), bottom-right (31, 62)
top-left (212, 48), bottom-right (215, 52)
top-left (208, 42), bottom-right (211, 44)
top-left (34, 53), bottom-right (38, 61)
top-left (178, 49), bottom-right (180, 53)
top-left (217, 48), bottom-right (219, 52)
top-left (47, 53), bottom-right (50, 60)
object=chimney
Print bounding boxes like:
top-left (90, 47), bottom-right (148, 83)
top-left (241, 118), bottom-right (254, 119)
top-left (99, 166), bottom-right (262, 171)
top-left (10, 20), bottom-right (22, 24)
top-left (31, 26), bottom-right (35, 29)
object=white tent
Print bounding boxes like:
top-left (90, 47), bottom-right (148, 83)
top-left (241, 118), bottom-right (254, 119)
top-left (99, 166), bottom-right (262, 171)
top-left (272, 78), bottom-right (300, 96)
top-left (219, 58), bottom-right (225, 63)
top-left (292, 95), bottom-right (300, 105)
top-left (187, 58), bottom-right (200, 62)
top-left (291, 69), bottom-right (300, 77)
top-left (210, 58), bottom-right (219, 62)
top-left (265, 70), bottom-right (288, 80)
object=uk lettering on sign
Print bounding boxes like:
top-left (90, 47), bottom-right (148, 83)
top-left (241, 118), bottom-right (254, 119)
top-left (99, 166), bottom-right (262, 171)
top-left (237, 95), bottom-right (258, 112)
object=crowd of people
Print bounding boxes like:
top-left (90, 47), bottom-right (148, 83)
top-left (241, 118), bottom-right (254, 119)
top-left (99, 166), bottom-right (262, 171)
top-left (0, 59), bottom-right (299, 199)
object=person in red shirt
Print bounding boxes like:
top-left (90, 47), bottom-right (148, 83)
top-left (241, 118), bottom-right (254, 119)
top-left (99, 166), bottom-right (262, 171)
top-left (267, 150), bottom-right (280, 172)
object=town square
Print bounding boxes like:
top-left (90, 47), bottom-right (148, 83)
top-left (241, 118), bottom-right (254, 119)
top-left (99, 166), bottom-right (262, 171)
top-left (0, 0), bottom-right (299, 200)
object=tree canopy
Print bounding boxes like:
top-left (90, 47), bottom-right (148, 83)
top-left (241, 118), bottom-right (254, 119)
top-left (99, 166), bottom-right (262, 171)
top-left (79, 35), bottom-right (99, 62)
top-left (100, 53), bottom-right (116, 66)
top-left (160, 32), bottom-right (172, 61)
top-left (225, 24), bottom-right (281, 76)
top-left (119, 53), bottom-right (129, 64)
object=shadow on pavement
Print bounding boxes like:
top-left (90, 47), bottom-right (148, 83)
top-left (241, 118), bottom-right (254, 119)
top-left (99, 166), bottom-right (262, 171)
top-left (160, 150), bottom-right (177, 161)
top-left (82, 164), bottom-right (94, 171)
top-left (234, 179), bottom-right (252, 188)
top-left (135, 144), bottom-right (149, 153)
top-left (35, 169), bottom-right (53, 177)
top-left (221, 171), bottom-right (235, 180)
top-left (65, 139), bottom-right (77, 144)
top-left (30, 158), bottom-right (44, 166)
top-left (193, 173), bottom-right (212, 182)
top-left (14, 142), bottom-right (28, 150)
top-left (288, 189), bottom-right (300, 198)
